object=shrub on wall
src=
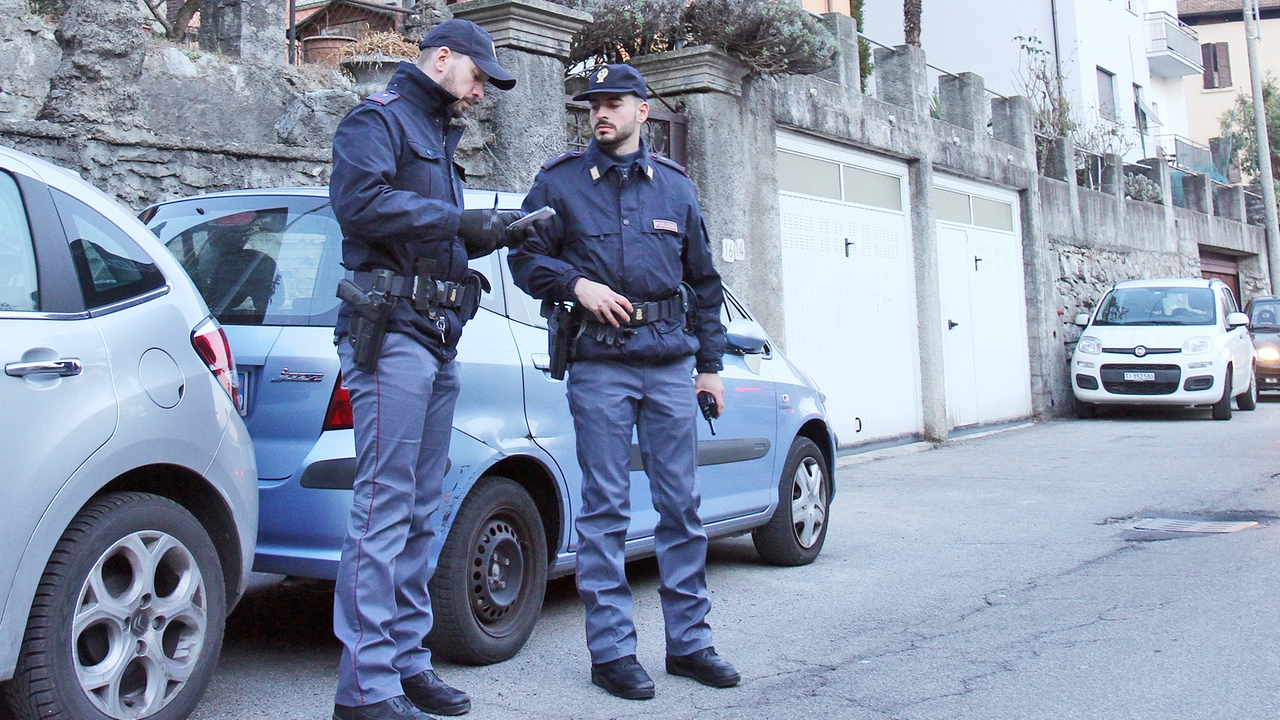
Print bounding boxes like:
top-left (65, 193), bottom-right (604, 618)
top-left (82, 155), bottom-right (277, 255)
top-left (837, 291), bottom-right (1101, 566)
top-left (559, 0), bottom-right (836, 76)
top-left (684, 0), bottom-right (836, 75)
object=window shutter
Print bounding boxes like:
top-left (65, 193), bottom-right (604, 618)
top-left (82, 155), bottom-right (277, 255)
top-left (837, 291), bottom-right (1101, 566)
top-left (1216, 42), bottom-right (1232, 88)
top-left (1202, 43), bottom-right (1217, 89)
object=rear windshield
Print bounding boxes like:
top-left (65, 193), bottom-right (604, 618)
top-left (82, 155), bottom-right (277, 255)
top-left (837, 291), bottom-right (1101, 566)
top-left (1093, 287), bottom-right (1217, 326)
top-left (144, 195), bottom-right (344, 326)
top-left (1250, 299), bottom-right (1280, 331)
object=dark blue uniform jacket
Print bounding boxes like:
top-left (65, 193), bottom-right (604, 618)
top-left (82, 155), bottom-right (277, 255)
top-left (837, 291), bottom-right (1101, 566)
top-left (330, 62), bottom-right (470, 361)
top-left (508, 139), bottom-right (726, 373)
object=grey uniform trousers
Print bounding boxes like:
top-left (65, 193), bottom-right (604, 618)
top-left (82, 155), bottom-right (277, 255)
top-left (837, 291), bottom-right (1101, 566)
top-left (567, 356), bottom-right (714, 663)
top-left (334, 332), bottom-right (459, 707)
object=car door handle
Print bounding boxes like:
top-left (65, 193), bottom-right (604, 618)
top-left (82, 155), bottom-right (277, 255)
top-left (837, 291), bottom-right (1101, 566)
top-left (5, 358), bottom-right (83, 377)
top-left (531, 353), bottom-right (551, 371)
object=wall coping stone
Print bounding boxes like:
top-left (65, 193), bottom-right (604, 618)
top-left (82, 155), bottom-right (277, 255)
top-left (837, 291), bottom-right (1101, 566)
top-left (450, 0), bottom-right (591, 61)
top-left (0, 120), bottom-right (333, 163)
top-left (631, 45), bottom-right (749, 97)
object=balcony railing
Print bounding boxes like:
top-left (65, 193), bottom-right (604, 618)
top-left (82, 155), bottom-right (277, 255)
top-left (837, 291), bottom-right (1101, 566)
top-left (1145, 11), bottom-right (1203, 77)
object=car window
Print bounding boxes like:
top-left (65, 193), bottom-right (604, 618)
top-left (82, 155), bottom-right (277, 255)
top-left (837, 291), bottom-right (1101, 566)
top-left (0, 171), bottom-right (38, 312)
top-left (1093, 287), bottom-right (1217, 326)
top-left (146, 196), bottom-right (344, 327)
top-left (1220, 287), bottom-right (1239, 316)
top-left (52, 188), bottom-right (165, 310)
top-left (1250, 299), bottom-right (1280, 331)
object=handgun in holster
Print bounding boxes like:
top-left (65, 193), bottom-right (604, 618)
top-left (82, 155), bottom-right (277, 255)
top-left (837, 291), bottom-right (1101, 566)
top-left (337, 268), bottom-right (395, 374)
top-left (542, 299), bottom-right (581, 381)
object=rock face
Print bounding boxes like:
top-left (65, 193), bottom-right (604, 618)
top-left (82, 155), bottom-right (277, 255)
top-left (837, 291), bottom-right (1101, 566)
top-left (401, 0), bottom-right (452, 44)
top-left (0, 4), bottom-right (60, 122)
top-left (138, 47), bottom-right (331, 144)
top-left (39, 0), bottom-right (147, 126)
top-left (275, 89), bottom-right (360, 147)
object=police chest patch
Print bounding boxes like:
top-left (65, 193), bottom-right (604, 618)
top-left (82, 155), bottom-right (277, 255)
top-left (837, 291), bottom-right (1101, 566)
top-left (653, 219), bottom-right (679, 233)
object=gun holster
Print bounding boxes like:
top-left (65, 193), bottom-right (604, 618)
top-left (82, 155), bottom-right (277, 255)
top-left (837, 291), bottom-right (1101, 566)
top-left (542, 300), bottom-right (580, 381)
top-left (337, 269), bottom-right (395, 374)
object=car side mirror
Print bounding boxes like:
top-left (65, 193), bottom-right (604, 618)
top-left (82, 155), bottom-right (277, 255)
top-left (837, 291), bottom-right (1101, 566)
top-left (725, 319), bottom-right (768, 355)
top-left (1075, 313), bottom-right (1090, 327)
top-left (1228, 312), bottom-right (1250, 328)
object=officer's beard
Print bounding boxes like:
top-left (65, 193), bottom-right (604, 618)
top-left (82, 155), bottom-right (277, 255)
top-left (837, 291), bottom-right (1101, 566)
top-left (439, 65), bottom-right (474, 118)
top-left (594, 120), bottom-right (638, 154)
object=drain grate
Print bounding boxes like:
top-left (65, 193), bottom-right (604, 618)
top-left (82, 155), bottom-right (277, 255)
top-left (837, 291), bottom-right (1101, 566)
top-left (1131, 518), bottom-right (1259, 534)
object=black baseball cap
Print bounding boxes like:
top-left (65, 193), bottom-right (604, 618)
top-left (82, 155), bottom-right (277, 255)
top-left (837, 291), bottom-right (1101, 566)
top-left (419, 19), bottom-right (516, 91)
top-left (572, 63), bottom-right (648, 101)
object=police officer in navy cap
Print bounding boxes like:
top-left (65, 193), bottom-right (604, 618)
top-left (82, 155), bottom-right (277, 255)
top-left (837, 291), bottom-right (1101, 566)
top-left (509, 64), bottom-right (739, 699)
top-left (328, 17), bottom-right (530, 720)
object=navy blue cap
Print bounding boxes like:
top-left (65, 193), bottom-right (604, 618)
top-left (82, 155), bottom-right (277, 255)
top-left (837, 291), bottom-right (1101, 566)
top-left (420, 19), bottom-right (516, 91)
top-left (572, 64), bottom-right (648, 102)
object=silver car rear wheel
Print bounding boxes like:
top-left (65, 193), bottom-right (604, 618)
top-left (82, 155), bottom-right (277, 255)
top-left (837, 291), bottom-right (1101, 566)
top-left (4, 492), bottom-right (225, 720)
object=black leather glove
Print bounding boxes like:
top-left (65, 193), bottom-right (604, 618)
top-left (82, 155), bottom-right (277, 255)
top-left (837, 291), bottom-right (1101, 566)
top-left (458, 209), bottom-right (523, 259)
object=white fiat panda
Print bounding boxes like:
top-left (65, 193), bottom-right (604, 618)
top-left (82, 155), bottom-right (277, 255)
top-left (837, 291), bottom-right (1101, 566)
top-left (1071, 278), bottom-right (1257, 420)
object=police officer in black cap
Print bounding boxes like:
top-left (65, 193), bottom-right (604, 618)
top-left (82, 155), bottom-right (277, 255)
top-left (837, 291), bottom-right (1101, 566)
top-left (328, 18), bottom-right (528, 720)
top-left (509, 64), bottom-right (740, 700)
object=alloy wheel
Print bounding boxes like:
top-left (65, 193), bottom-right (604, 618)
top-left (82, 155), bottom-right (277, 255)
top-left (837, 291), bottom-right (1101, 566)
top-left (72, 530), bottom-right (207, 719)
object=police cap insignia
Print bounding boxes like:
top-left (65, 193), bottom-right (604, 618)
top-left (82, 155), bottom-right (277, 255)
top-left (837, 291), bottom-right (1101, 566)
top-left (596, 67), bottom-right (609, 84)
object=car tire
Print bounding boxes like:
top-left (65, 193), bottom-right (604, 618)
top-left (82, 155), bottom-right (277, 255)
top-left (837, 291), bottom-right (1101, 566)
top-left (2, 492), bottom-right (226, 720)
top-left (427, 476), bottom-right (547, 666)
top-left (1237, 364), bottom-right (1258, 411)
top-left (1212, 365), bottom-right (1234, 420)
top-left (1074, 400), bottom-right (1097, 419)
top-left (752, 437), bottom-right (830, 567)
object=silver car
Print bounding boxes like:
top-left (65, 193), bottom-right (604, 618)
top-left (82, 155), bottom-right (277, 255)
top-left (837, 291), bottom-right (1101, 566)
top-left (0, 145), bottom-right (257, 720)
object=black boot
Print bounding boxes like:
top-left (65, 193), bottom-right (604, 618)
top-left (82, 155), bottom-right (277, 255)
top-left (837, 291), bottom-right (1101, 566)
top-left (333, 695), bottom-right (437, 720)
top-left (591, 655), bottom-right (656, 700)
top-left (402, 669), bottom-right (471, 716)
top-left (666, 647), bottom-right (740, 688)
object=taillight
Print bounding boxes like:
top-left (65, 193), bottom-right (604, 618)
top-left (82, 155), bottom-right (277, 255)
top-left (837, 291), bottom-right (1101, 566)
top-left (323, 373), bottom-right (353, 430)
top-left (191, 316), bottom-right (244, 414)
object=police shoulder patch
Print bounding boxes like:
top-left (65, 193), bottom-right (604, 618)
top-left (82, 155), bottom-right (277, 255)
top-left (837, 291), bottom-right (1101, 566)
top-left (364, 90), bottom-right (400, 106)
top-left (650, 153), bottom-right (689, 177)
top-left (541, 151), bottom-right (583, 171)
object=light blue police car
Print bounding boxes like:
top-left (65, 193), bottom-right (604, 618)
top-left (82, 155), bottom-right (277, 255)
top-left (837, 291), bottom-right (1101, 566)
top-left (141, 187), bottom-right (837, 665)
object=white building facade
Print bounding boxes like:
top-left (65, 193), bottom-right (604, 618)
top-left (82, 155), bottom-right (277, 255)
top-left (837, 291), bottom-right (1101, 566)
top-left (863, 0), bottom-right (1203, 162)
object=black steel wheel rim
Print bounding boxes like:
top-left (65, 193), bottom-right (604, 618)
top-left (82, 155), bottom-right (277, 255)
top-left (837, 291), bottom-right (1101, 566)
top-left (468, 512), bottom-right (528, 637)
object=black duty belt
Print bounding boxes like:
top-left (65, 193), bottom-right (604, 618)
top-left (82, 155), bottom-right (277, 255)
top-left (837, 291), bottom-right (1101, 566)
top-left (353, 269), bottom-right (478, 312)
top-left (612, 293), bottom-right (687, 327)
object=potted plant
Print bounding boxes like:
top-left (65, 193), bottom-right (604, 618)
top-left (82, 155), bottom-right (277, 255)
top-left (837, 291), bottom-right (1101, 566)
top-left (340, 32), bottom-right (421, 97)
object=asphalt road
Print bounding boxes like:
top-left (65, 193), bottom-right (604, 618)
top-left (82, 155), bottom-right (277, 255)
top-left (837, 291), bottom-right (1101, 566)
top-left (189, 398), bottom-right (1280, 720)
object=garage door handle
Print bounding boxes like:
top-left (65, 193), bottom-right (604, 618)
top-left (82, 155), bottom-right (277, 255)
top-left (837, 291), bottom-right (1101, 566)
top-left (5, 358), bottom-right (83, 377)
top-left (948, 320), bottom-right (959, 330)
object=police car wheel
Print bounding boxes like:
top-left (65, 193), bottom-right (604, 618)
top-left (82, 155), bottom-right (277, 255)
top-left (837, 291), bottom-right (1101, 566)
top-left (3, 492), bottom-right (226, 720)
top-left (752, 437), bottom-right (829, 567)
top-left (428, 476), bottom-right (548, 665)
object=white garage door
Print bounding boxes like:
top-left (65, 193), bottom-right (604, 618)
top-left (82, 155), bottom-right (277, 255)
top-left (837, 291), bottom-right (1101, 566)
top-left (776, 132), bottom-right (922, 444)
top-left (933, 176), bottom-right (1032, 428)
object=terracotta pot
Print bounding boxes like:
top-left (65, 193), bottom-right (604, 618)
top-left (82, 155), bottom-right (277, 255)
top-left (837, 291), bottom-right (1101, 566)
top-left (340, 54), bottom-right (407, 97)
top-left (302, 35), bottom-right (356, 66)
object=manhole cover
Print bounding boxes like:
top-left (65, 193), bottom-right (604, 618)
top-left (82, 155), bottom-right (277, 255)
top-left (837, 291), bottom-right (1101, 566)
top-left (1131, 518), bottom-right (1259, 534)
